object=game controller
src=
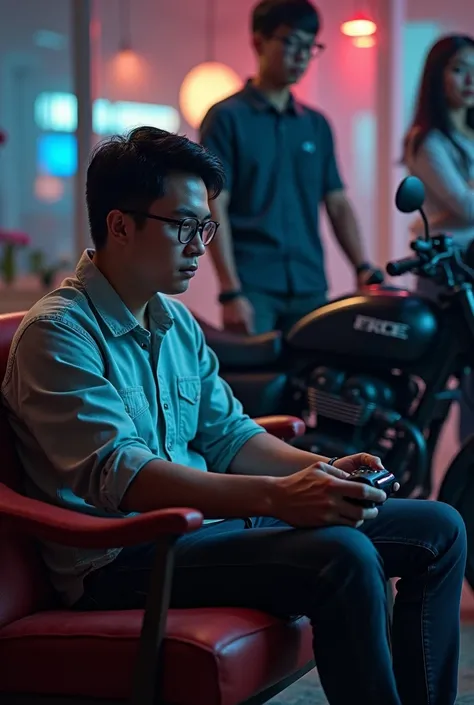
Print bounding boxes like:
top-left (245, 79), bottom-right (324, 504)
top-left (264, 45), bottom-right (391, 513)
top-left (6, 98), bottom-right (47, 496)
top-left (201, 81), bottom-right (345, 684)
top-left (345, 466), bottom-right (397, 508)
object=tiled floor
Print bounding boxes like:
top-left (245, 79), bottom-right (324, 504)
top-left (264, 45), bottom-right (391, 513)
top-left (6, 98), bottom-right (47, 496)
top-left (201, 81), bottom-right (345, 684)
top-left (268, 623), bottom-right (474, 704)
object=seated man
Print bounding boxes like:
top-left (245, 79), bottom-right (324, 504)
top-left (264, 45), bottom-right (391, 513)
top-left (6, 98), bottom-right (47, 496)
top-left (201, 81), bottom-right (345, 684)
top-left (1, 126), bottom-right (466, 705)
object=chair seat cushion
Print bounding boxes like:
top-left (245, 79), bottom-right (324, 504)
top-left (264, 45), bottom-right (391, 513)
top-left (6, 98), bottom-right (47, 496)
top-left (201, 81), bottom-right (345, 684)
top-left (0, 607), bottom-right (313, 705)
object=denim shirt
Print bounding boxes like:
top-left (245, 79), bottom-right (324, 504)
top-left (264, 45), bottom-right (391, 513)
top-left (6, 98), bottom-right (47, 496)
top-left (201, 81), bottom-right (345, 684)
top-left (1, 250), bottom-right (264, 605)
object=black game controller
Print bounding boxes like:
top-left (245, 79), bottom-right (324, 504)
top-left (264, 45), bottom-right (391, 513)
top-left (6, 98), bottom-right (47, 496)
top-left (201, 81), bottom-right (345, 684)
top-left (345, 466), bottom-right (397, 508)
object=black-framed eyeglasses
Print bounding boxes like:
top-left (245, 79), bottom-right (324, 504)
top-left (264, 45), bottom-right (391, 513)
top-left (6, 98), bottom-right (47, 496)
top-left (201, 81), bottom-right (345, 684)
top-left (273, 35), bottom-right (325, 59)
top-left (122, 210), bottom-right (219, 246)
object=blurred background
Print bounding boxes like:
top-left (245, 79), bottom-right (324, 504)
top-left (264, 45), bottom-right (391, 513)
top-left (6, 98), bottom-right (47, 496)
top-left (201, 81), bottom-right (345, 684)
top-left (1, 0), bottom-right (470, 317)
top-left (0, 0), bottom-right (473, 607)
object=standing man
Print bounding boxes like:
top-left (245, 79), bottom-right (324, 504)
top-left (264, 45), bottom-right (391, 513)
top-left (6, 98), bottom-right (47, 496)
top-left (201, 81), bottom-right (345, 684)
top-left (200, 0), bottom-right (380, 335)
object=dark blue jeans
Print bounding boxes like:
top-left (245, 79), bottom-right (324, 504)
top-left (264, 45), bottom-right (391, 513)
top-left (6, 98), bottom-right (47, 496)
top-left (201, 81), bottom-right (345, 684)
top-left (242, 289), bottom-right (328, 334)
top-left (76, 499), bottom-right (466, 705)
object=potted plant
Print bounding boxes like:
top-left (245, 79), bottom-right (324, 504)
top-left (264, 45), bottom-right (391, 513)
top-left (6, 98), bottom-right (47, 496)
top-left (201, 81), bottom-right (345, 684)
top-left (0, 230), bottom-right (30, 285)
top-left (0, 129), bottom-right (31, 286)
top-left (29, 250), bottom-right (70, 290)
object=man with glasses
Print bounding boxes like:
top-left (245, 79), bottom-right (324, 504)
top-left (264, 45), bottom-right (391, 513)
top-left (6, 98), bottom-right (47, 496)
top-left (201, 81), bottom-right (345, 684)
top-left (1, 126), bottom-right (467, 705)
top-left (200, 0), bottom-right (380, 335)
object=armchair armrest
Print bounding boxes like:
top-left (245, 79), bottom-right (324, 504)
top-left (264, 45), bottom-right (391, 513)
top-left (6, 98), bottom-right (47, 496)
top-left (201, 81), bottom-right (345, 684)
top-left (254, 415), bottom-right (306, 440)
top-left (0, 483), bottom-right (203, 549)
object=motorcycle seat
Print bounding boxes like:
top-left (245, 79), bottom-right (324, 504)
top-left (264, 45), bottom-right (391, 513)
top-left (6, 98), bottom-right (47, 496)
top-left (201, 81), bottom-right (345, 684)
top-left (195, 316), bottom-right (283, 369)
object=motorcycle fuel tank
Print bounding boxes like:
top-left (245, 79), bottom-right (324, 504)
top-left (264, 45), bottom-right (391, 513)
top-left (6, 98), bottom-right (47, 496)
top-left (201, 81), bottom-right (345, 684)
top-left (287, 288), bottom-right (440, 363)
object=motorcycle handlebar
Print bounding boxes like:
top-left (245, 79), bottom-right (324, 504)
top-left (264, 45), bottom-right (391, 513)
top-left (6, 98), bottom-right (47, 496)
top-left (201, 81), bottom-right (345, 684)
top-left (386, 256), bottom-right (424, 277)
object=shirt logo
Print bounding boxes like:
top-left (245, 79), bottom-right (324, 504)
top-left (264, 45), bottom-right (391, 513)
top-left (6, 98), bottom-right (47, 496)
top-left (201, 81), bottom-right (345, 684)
top-left (302, 141), bottom-right (316, 153)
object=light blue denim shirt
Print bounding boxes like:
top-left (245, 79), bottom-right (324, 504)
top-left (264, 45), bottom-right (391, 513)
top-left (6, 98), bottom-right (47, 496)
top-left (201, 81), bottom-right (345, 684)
top-left (1, 250), bottom-right (264, 605)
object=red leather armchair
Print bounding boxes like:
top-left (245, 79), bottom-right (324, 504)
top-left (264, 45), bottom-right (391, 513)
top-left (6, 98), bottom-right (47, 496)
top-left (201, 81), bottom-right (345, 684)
top-left (0, 312), bottom-right (314, 705)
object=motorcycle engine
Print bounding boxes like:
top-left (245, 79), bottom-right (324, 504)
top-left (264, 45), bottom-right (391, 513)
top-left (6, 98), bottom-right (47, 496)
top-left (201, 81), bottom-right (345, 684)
top-left (291, 366), bottom-right (419, 458)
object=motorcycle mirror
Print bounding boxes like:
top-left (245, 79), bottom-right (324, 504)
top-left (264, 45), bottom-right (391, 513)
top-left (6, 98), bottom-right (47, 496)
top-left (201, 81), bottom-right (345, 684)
top-left (395, 176), bottom-right (426, 214)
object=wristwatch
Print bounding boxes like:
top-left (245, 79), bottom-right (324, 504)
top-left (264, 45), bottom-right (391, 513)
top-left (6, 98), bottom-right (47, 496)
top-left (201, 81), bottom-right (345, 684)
top-left (218, 290), bottom-right (243, 304)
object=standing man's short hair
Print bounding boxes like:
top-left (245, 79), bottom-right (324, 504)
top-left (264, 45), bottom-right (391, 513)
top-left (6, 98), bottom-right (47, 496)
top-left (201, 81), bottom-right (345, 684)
top-left (251, 0), bottom-right (321, 37)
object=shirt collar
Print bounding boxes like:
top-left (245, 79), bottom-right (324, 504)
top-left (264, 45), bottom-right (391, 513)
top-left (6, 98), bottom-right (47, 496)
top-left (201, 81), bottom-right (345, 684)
top-left (242, 78), bottom-right (303, 116)
top-left (75, 250), bottom-right (174, 337)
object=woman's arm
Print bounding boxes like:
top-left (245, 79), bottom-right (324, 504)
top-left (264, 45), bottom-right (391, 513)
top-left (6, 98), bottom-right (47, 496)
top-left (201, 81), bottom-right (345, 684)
top-left (410, 132), bottom-right (474, 225)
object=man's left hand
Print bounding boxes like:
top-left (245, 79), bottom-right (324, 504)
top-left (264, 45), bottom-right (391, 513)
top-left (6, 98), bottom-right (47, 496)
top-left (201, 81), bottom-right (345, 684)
top-left (333, 453), bottom-right (384, 475)
top-left (330, 453), bottom-right (400, 493)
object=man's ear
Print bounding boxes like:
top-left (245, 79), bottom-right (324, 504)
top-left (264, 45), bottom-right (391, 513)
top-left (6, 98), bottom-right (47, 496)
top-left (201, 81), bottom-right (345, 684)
top-left (107, 209), bottom-right (129, 245)
top-left (252, 31), bottom-right (264, 56)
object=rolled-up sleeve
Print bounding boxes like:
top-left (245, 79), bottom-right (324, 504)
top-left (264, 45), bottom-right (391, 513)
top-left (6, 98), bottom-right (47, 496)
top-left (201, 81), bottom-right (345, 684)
top-left (2, 319), bottom-right (160, 513)
top-left (190, 322), bottom-right (265, 474)
top-left (321, 117), bottom-right (344, 197)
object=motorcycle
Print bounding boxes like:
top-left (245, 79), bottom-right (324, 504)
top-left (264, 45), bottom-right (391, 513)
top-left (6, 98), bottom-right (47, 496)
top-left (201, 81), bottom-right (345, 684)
top-left (196, 175), bottom-right (474, 586)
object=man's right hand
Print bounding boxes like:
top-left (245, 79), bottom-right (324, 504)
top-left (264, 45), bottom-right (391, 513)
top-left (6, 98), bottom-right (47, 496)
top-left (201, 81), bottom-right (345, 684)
top-left (222, 296), bottom-right (255, 335)
top-left (270, 462), bottom-right (387, 529)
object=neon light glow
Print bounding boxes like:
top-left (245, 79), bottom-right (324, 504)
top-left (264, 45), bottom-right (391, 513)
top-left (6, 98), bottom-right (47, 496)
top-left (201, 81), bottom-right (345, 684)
top-left (37, 134), bottom-right (77, 178)
top-left (34, 92), bottom-right (181, 135)
top-left (341, 15), bottom-right (377, 38)
top-left (179, 62), bottom-right (242, 129)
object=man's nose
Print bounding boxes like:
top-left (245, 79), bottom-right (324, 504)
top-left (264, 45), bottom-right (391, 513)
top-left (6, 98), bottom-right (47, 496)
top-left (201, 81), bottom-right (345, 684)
top-left (186, 233), bottom-right (206, 257)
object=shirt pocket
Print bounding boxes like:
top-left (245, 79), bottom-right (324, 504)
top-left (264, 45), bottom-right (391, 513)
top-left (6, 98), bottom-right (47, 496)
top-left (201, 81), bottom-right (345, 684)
top-left (177, 376), bottom-right (201, 443)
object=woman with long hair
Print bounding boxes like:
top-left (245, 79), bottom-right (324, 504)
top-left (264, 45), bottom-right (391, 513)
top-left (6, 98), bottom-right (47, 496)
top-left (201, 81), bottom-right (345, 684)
top-left (403, 34), bottom-right (474, 444)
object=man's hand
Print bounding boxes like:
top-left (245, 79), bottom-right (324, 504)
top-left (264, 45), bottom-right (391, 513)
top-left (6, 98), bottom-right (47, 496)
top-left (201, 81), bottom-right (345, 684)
top-left (222, 296), bottom-right (255, 335)
top-left (333, 453), bottom-right (400, 492)
top-left (357, 267), bottom-right (384, 288)
top-left (270, 461), bottom-right (387, 529)
top-left (333, 453), bottom-right (384, 475)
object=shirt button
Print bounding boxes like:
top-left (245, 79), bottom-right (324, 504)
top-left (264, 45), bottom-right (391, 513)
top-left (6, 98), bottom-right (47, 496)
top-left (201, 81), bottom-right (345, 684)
top-left (141, 342), bottom-right (147, 349)
top-left (167, 442), bottom-right (173, 451)
top-left (163, 403), bottom-right (169, 410)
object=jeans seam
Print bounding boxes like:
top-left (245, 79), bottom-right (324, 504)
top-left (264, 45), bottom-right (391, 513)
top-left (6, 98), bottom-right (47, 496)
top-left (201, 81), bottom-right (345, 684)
top-left (421, 569), bottom-right (432, 705)
top-left (174, 539), bottom-right (438, 572)
top-left (372, 538), bottom-right (435, 705)
top-left (371, 537), bottom-right (438, 558)
top-left (173, 560), bottom-right (321, 571)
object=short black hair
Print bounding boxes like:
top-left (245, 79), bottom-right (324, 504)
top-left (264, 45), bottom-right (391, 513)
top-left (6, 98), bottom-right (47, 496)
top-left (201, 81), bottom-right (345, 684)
top-left (86, 126), bottom-right (225, 250)
top-left (251, 0), bottom-right (320, 37)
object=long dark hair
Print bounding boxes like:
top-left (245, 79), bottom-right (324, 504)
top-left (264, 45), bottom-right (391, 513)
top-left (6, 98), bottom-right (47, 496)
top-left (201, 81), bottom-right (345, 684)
top-left (403, 34), bottom-right (474, 167)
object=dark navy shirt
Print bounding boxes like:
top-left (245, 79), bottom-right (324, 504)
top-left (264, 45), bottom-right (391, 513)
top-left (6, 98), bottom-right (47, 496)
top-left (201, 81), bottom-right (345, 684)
top-left (200, 80), bottom-right (344, 295)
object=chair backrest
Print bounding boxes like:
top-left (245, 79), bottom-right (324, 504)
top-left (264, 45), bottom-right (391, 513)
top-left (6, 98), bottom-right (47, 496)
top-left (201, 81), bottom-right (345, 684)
top-left (0, 312), bottom-right (54, 627)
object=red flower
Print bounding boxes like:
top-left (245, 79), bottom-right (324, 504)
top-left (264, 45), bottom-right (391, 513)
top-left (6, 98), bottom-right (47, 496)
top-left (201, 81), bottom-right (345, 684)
top-left (0, 230), bottom-right (30, 246)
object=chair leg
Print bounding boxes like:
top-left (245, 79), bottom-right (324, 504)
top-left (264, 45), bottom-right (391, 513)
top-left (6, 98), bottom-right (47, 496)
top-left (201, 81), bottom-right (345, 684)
top-left (130, 537), bottom-right (177, 705)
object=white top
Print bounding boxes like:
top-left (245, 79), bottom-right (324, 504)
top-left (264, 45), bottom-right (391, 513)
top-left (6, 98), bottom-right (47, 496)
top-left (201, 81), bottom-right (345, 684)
top-left (405, 128), bottom-right (474, 249)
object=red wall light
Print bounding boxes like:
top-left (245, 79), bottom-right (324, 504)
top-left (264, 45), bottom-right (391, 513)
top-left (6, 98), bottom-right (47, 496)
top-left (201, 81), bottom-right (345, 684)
top-left (352, 35), bottom-right (376, 48)
top-left (341, 13), bottom-right (377, 38)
